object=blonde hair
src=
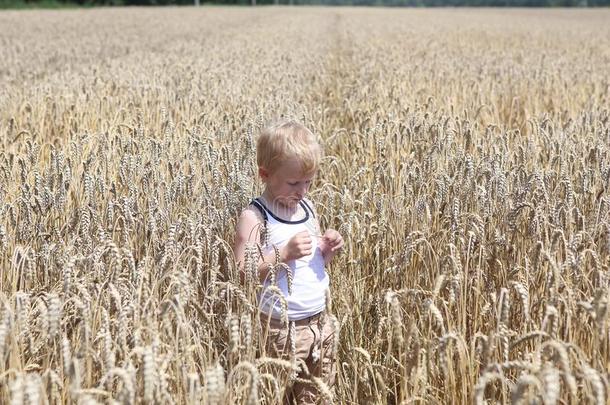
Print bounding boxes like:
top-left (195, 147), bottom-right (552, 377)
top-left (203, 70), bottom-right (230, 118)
top-left (256, 119), bottom-right (322, 175)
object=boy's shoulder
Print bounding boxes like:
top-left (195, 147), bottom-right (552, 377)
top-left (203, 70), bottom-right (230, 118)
top-left (301, 197), bottom-right (318, 215)
top-left (238, 200), bottom-right (265, 224)
top-left (235, 203), bottom-right (266, 243)
top-left (302, 197), bottom-right (316, 206)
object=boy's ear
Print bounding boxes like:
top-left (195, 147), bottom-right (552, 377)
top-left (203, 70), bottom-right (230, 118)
top-left (258, 166), bottom-right (269, 180)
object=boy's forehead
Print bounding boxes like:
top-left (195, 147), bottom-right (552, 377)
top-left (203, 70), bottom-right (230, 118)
top-left (278, 159), bottom-right (316, 179)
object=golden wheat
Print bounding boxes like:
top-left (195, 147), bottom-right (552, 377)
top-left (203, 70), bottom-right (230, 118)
top-left (0, 6), bottom-right (608, 404)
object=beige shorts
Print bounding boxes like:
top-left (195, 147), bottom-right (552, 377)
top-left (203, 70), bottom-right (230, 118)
top-left (260, 312), bottom-right (336, 405)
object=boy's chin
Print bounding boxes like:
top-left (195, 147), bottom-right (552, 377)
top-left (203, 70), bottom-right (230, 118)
top-left (281, 199), bottom-right (301, 208)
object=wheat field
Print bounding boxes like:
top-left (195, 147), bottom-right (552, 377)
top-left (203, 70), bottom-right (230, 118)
top-left (0, 7), bottom-right (609, 404)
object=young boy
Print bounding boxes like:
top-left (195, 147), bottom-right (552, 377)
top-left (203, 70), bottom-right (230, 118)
top-left (233, 119), bottom-right (344, 404)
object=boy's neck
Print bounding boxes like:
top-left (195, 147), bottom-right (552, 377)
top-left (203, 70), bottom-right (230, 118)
top-left (260, 190), bottom-right (300, 219)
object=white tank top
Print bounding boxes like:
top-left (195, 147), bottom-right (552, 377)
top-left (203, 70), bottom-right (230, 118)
top-left (252, 197), bottom-right (328, 321)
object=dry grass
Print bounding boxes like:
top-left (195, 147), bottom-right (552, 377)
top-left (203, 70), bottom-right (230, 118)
top-left (0, 7), bottom-right (609, 404)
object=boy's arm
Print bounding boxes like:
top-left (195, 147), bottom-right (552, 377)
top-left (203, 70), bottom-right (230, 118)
top-left (234, 208), bottom-right (283, 283)
top-left (304, 198), bottom-right (343, 266)
top-left (320, 228), bottom-right (344, 266)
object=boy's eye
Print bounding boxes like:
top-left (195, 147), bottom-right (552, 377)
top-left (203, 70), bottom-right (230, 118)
top-left (288, 180), bottom-right (312, 186)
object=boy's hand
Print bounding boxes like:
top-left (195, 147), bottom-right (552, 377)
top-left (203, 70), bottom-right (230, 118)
top-left (281, 231), bottom-right (313, 262)
top-left (320, 229), bottom-right (344, 259)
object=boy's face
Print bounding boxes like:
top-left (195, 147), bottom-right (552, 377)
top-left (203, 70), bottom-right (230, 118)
top-left (259, 159), bottom-right (315, 209)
